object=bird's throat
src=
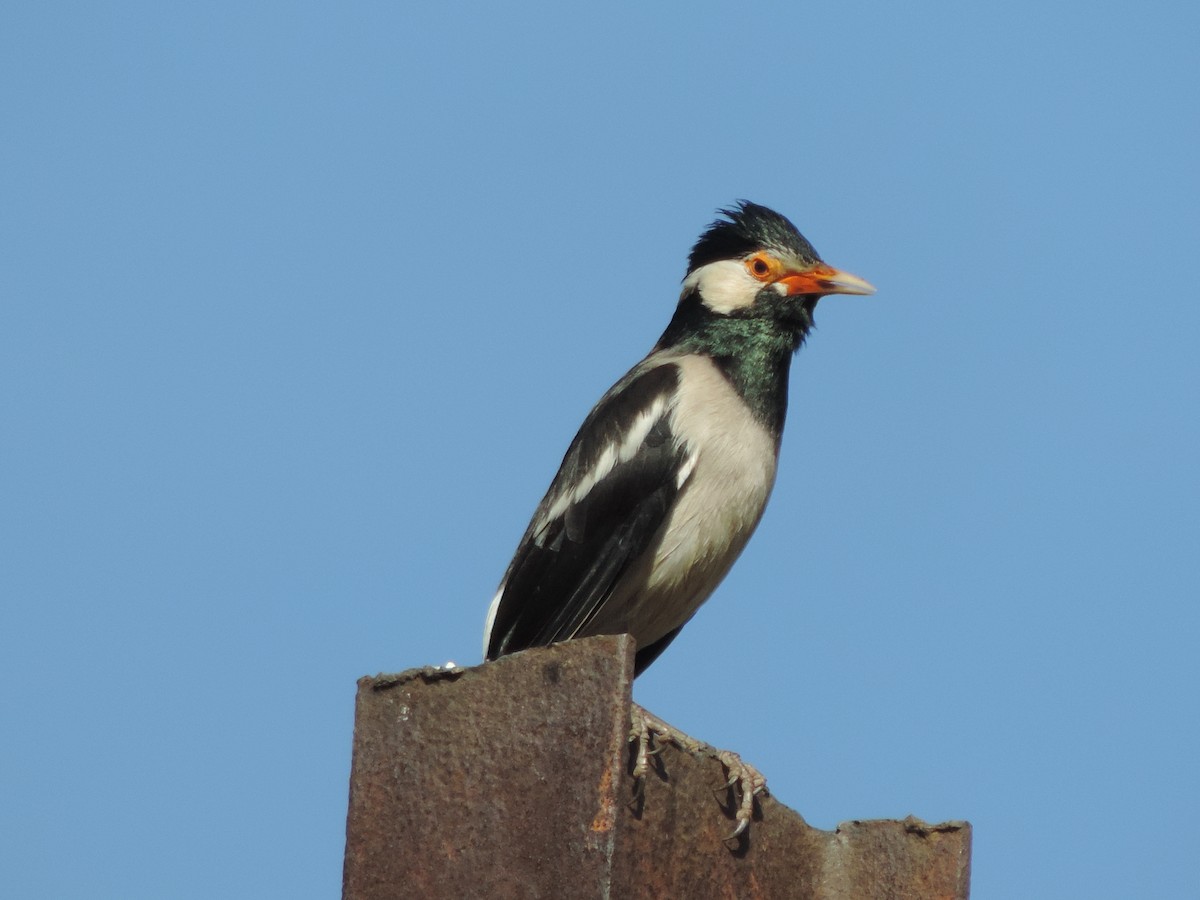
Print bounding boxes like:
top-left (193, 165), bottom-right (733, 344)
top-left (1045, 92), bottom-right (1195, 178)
top-left (706, 326), bottom-right (796, 438)
top-left (657, 297), bottom-right (806, 438)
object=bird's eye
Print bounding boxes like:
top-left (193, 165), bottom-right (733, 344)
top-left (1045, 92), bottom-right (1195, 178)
top-left (747, 255), bottom-right (774, 281)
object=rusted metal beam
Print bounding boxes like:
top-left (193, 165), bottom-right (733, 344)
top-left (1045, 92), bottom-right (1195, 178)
top-left (343, 635), bottom-right (971, 899)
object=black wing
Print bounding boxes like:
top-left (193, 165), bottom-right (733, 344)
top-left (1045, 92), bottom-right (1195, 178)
top-left (486, 361), bottom-right (689, 660)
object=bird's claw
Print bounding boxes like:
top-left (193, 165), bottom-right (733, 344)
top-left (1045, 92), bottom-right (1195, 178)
top-left (629, 709), bottom-right (657, 782)
top-left (629, 703), bottom-right (767, 842)
top-left (716, 748), bottom-right (767, 842)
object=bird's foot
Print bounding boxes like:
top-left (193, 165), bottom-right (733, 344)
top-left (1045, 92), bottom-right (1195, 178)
top-left (713, 747), bottom-right (768, 839)
top-left (629, 703), bottom-right (768, 840)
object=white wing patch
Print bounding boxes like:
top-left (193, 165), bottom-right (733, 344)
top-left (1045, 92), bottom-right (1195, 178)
top-left (536, 393), bottom-right (671, 536)
top-left (482, 585), bottom-right (503, 656)
top-left (674, 448), bottom-right (698, 488)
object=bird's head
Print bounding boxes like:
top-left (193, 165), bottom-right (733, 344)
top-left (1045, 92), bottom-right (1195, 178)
top-left (681, 201), bottom-right (874, 325)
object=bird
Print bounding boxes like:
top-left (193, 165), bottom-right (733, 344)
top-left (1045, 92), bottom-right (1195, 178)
top-left (482, 201), bottom-right (874, 835)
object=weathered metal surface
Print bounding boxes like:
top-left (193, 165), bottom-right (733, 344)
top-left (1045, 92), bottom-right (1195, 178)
top-left (614, 747), bottom-right (971, 900)
top-left (343, 635), bottom-right (971, 899)
top-left (343, 635), bottom-right (634, 900)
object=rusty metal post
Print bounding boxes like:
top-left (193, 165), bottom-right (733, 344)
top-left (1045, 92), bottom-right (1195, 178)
top-left (343, 635), bottom-right (971, 899)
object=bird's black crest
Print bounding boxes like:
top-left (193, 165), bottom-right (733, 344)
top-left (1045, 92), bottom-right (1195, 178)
top-left (686, 201), bottom-right (821, 274)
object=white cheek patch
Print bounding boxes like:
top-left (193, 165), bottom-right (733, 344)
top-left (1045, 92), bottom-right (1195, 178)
top-left (681, 260), bottom-right (760, 314)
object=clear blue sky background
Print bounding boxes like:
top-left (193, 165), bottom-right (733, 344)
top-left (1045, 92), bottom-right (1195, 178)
top-left (2, 3), bottom-right (1197, 897)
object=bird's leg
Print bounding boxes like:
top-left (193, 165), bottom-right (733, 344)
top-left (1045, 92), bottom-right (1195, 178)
top-left (628, 702), bottom-right (768, 839)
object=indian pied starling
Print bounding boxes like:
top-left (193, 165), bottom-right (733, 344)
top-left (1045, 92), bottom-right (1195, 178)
top-left (484, 201), bottom-right (873, 675)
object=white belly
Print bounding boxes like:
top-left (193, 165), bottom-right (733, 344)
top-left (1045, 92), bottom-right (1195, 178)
top-left (585, 355), bottom-right (779, 646)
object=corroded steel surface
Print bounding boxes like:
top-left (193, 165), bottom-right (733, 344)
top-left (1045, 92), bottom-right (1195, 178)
top-left (343, 635), bottom-right (634, 900)
top-left (343, 636), bottom-right (971, 899)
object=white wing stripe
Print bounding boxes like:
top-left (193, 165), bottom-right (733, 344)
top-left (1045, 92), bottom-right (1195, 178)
top-left (540, 394), bottom-right (669, 528)
top-left (482, 585), bottom-right (503, 655)
top-left (674, 449), bottom-right (698, 488)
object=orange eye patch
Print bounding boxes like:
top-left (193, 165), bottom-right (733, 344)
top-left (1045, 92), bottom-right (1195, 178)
top-left (745, 253), bottom-right (782, 282)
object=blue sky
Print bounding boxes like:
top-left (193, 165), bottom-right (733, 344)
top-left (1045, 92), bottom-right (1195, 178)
top-left (2, 2), bottom-right (1197, 897)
